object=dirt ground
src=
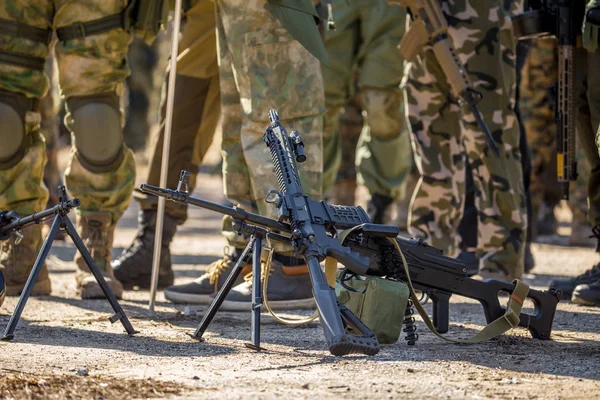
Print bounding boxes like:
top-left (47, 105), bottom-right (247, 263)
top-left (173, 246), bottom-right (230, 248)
top-left (1, 165), bottom-right (599, 399)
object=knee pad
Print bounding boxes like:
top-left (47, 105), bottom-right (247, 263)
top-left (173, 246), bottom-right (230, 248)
top-left (67, 94), bottom-right (124, 173)
top-left (360, 89), bottom-right (405, 141)
top-left (0, 91), bottom-right (38, 169)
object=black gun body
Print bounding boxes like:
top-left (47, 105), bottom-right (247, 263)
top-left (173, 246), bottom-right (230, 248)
top-left (0, 199), bottom-right (80, 236)
top-left (342, 225), bottom-right (560, 340)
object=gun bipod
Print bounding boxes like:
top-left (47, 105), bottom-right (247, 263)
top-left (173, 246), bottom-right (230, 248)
top-left (1, 186), bottom-right (137, 341)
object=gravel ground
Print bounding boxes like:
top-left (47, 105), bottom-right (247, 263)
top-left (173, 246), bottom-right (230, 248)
top-left (1, 171), bottom-right (599, 400)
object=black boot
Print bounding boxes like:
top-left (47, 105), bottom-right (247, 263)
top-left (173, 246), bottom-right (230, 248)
top-left (367, 193), bottom-right (394, 224)
top-left (524, 242), bottom-right (535, 273)
top-left (112, 210), bottom-right (177, 289)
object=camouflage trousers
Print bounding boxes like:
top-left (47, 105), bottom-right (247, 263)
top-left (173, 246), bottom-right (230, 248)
top-left (0, 0), bottom-right (134, 223)
top-left (215, 0), bottom-right (325, 253)
top-left (322, 0), bottom-right (412, 201)
top-left (519, 38), bottom-right (591, 232)
top-left (135, 0), bottom-right (220, 224)
top-left (406, 0), bottom-right (527, 276)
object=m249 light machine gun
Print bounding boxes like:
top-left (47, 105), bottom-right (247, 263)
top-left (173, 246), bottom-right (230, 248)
top-left (512, 0), bottom-right (586, 200)
top-left (141, 111), bottom-right (559, 355)
top-left (0, 186), bottom-right (136, 340)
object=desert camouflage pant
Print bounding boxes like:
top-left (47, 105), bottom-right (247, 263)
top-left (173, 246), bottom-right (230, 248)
top-left (216, 0), bottom-right (325, 253)
top-left (0, 0), bottom-right (134, 223)
top-left (519, 38), bottom-right (591, 232)
top-left (135, 0), bottom-right (221, 224)
top-left (406, 0), bottom-right (527, 276)
top-left (322, 0), bottom-right (412, 201)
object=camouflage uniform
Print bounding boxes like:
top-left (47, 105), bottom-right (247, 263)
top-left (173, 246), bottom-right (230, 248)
top-left (519, 37), bottom-right (591, 238)
top-left (0, 0), bottom-right (134, 221)
top-left (405, 0), bottom-right (527, 278)
top-left (322, 0), bottom-right (412, 206)
top-left (135, 0), bottom-right (220, 224)
top-left (0, 1), bottom-right (134, 297)
top-left (216, 0), bottom-right (325, 253)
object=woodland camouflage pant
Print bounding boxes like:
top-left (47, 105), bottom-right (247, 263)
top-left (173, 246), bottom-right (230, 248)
top-left (519, 38), bottom-right (590, 231)
top-left (0, 0), bottom-right (134, 223)
top-left (215, 0), bottom-right (325, 253)
top-left (406, 0), bottom-right (527, 277)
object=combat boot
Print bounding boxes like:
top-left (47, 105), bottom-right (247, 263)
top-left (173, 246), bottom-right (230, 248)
top-left (75, 212), bottom-right (123, 299)
top-left (216, 259), bottom-right (315, 311)
top-left (367, 193), bottom-right (394, 224)
top-left (112, 210), bottom-right (176, 289)
top-left (1, 224), bottom-right (51, 296)
top-left (164, 248), bottom-right (251, 304)
top-left (549, 262), bottom-right (600, 300)
top-left (572, 280), bottom-right (600, 306)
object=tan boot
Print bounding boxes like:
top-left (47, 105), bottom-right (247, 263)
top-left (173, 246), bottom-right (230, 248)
top-left (1, 224), bottom-right (52, 296)
top-left (75, 212), bottom-right (123, 299)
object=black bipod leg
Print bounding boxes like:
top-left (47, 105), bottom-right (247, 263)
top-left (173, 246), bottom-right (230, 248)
top-left (2, 216), bottom-right (61, 341)
top-left (193, 237), bottom-right (255, 340)
top-left (63, 215), bottom-right (137, 335)
top-left (247, 235), bottom-right (263, 351)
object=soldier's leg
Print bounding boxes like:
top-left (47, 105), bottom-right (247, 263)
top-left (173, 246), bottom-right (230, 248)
top-left (406, 63), bottom-right (466, 257)
top-left (52, 0), bottom-right (134, 299)
top-left (322, 0), bottom-right (359, 198)
top-left (0, 1), bottom-right (52, 295)
top-left (519, 38), bottom-right (558, 238)
top-left (114, 0), bottom-right (221, 289)
top-left (463, 3), bottom-right (526, 279)
top-left (215, 0), bottom-right (324, 310)
top-left (355, 1), bottom-right (411, 225)
top-left (553, 50), bottom-right (600, 299)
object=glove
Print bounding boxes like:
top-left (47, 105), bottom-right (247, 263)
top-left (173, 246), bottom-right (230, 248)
top-left (583, 7), bottom-right (600, 52)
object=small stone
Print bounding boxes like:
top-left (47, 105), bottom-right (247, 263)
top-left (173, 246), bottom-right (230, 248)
top-left (193, 376), bottom-right (200, 380)
top-left (76, 369), bottom-right (88, 376)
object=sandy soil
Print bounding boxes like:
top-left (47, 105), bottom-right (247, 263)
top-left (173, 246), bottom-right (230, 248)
top-left (1, 170), bottom-right (599, 400)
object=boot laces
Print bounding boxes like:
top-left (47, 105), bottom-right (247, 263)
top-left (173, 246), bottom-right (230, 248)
top-left (207, 258), bottom-right (233, 291)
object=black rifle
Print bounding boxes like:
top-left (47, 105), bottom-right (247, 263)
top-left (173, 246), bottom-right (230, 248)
top-left (513, 1), bottom-right (586, 200)
top-left (0, 186), bottom-right (136, 340)
top-left (141, 111), bottom-right (559, 354)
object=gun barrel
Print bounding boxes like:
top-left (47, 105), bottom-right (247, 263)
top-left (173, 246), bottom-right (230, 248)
top-left (140, 184), bottom-right (291, 233)
top-left (0, 198), bottom-right (80, 234)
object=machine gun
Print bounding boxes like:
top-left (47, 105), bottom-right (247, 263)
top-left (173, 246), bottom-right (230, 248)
top-left (141, 111), bottom-right (559, 355)
top-left (389, 0), bottom-right (500, 156)
top-left (513, 1), bottom-right (586, 200)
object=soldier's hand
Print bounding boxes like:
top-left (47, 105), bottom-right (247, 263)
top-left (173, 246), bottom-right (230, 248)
top-left (583, 8), bottom-right (600, 52)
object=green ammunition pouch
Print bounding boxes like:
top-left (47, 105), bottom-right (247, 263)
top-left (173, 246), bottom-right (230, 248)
top-left (336, 272), bottom-right (409, 344)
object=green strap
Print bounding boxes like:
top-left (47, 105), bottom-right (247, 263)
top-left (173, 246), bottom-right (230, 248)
top-left (387, 238), bottom-right (529, 343)
top-left (0, 50), bottom-right (46, 71)
top-left (56, 12), bottom-right (127, 41)
top-left (0, 18), bottom-right (52, 44)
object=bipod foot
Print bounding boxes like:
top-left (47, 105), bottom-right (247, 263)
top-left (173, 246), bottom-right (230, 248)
top-left (1, 334), bottom-right (14, 342)
top-left (245, 343), bottom-right (263, 352)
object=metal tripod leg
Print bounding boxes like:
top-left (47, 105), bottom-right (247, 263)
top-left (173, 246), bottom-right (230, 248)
top-left (193, 237), bottom-right (255, 339)
top-left (249, 236), bottom-right (263, 350)
top-left (2, 216), bottom-right (61, 341)
top-left (63, 215), bottom-right (136, 335)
